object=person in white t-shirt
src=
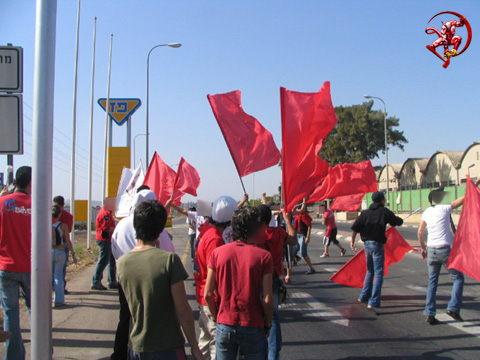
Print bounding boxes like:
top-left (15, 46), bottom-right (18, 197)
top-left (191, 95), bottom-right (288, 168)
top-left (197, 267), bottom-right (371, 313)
top-left (417, 187), bottom-right (464, 325)
top-left (110, 190), bottom-right (175, 360)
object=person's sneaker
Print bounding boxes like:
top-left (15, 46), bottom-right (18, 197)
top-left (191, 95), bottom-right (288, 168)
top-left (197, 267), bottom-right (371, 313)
top-left (367, 304), bottom-right (383, 315)
top-left (91, 284), bottom-right (107, 291)
top-left (340, 248), bottom-right (347, 256)
top-left (294, 255), bottom-right (302, 263)
top-left (305, 268), bottom-right (316, 275)
top-left (284, 277), bottom-right (290, 284)
top-left (426, 315), bottom-right (439, 325)
top-left (53, 302), bottom-right (65, 308)
top-left (64, 289), bottom-right (70, 295)
top-left (108, 283), bottom-right (119, 290)
top-left (320, 253), bottom-right (329, 258)
top-left (446, 310), bottom-right (464, 322)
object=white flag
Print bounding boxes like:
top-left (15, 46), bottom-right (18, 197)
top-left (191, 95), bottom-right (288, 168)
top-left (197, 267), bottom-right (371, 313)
top-left (116, 163), bottom-right (145, 217)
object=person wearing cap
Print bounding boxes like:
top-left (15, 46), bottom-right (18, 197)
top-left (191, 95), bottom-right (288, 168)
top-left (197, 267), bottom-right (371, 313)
top-left (417, 187), bottom-right (465, 325)
top-left (193, 196), bottom-right (238, 360)
top-left (256, 204), bottom-right (297, 360)
top-left (351, 191), bottom-right (403, 314)
top-left (204, 207), bottom-right (274, 360)
top-left (111, 190), bottom-right (175, 360)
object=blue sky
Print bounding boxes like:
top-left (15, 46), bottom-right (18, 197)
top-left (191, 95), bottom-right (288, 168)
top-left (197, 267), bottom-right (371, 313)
top-left (1, 0), bottom-right (479, 204)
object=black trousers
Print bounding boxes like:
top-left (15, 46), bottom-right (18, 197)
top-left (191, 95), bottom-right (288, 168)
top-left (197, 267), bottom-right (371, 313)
top-left (111, 284), bottom-right (130, 360)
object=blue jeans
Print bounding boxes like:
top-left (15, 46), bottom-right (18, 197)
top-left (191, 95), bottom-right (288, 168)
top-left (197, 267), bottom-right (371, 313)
top-left (359, 241), bottom-right (384, 308)
top-left (0, 270), bottom-right (31, 360)
top-left (293, 234), bottom-right (308, 258)
top-left (63, 243), bottom-right (69, 290)
top-left (268, 280), bottom-right (282, 360)
top-left (216, 324), bottom-right (268, 360)
top-left (52, 248), bottom-right (67, 304)
top-left (189, 234), bottom-right (196, 260)
top-left (92, 240), bottom-right (116, 286)
top-left (424, 246), bottom-right (464, 316)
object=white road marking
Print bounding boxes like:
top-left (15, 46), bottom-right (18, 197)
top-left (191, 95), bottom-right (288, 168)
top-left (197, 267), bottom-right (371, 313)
top-left (323, 268), bottom-right (339, 273)
top-left (406, 285), bottom-right (427, 293)
top-left (316, 231), bottom-right (325, 236)
top-left (281, 292), bottom-right (349, 327)
top-left (436, 314), bottom-right (480, 338)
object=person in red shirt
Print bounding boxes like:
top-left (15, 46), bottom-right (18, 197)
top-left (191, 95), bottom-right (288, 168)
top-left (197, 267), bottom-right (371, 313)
top-left (0, 166), bottom-right (32, 359)
top-left (205, 207), bottom-right (274, 360)
top-left (192, 195), bottom-right (237, 360)
top-left (320, 202), bottom-right (346, 258)
top-left (293, 205), bottom-right (315, 274)
top-left (91, 199), bottom-right (117, 290)
top-left (53, 195), bottom-right (74, 294)
top-left (257, 204), bottom-right (296, 360)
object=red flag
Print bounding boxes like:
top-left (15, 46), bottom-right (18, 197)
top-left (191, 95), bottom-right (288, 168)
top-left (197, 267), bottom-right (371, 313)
top-left (173, 157), bottom-right (201, 197)
top-left (330, 193), bottom-right (365, 212)
top-left (281, 82), bottom-right (337, 212)
top-left (447, 177), bottom-right (480, 281)
top-left (207, 91), bottom-right (281, 177)
top-left (143, 152), bottom-right (183, 206)
top-left (308, 161), bottom-right (378, 203)
top-left (330, 227), bottom-right (413, 287)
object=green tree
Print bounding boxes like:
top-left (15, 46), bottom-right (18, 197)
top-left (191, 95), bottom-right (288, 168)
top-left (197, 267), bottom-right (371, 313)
top-left (319, 101), bottom-right (408, 165)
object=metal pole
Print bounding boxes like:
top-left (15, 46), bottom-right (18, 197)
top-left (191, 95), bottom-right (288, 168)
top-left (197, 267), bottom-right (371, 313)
top-left (31, 0), bottom-right (57, 358)
top-left (126, 118), bottom-right (131, 148)
top-left (87, 17), bottom-right (97, 249)
top-left (145, 43), bottom-right (182, 168)
top-left (380, 99), bottom-right (389, 206)
top-left (69, 0), bottom-right (81, 245)
top-left (102, 34), bottom-right (113, 200)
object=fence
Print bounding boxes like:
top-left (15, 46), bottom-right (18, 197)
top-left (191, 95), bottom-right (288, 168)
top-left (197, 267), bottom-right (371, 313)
top-left (365, 185), bottom-right (466, 213)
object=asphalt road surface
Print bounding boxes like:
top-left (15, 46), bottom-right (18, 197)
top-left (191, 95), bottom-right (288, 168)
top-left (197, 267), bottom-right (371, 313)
top-left (176, 217), bottom-right (480, 360)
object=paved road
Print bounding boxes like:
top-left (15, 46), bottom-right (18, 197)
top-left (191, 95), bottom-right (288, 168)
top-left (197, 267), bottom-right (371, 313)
top-left (3, 218), bottom-right (478, 359)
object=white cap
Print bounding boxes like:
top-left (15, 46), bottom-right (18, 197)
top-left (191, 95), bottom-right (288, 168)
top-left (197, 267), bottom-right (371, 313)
top-left (212, 196), bottom-right (238, 223)
top-left (131, 190), bottom-right (157, 214)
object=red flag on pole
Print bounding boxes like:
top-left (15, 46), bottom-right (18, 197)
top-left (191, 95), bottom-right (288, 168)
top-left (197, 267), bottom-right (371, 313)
top-left (330, 227), bottom-right (413, 287)
top-left (447, 177), bottom-right (480, 281)
top-left (143, 152), bottom-right (183, 206)
top-left (330, 193), bottom-right (365, 212)
top-left (280, 82), bottom-right (337, 212)
top-left (173, 157), bottom-right (201, 197)
top-left (207, 91), bottom-right (281, 177)
top-left (308, 161), bottom-right (378, 203)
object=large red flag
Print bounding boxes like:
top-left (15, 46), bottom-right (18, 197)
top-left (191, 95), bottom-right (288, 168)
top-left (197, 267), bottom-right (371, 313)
top-left (207, 91), bottom-right (281, 177)
top-left (308, 161), bottom-right (378, 203)
top-left (173, 157), bottom-right (201, 197)
top-left (281, 82), bottom-right (337, 212)
top-left (330, 193), bottom-right (365, 212)
top-left (143, 152), bottom-right (183, 206)
top-left (330, 227), bottom-right (413, 287)
top-left (447, 177), bottom-right (480, 281)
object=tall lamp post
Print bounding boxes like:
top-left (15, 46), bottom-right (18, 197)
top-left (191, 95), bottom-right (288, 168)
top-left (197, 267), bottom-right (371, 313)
top-left (364, 94), bottom-right (389, 205)
top-left (146, 42), bottom-right (182, 167)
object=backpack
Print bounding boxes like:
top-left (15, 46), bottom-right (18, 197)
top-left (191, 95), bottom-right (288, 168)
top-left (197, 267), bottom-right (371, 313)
top-left (52, 223), bottom-right (63, 247)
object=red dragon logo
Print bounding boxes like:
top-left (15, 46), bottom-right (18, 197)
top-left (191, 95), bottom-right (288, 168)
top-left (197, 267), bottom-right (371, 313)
top-left (425, 11), bottom-right (472, 69)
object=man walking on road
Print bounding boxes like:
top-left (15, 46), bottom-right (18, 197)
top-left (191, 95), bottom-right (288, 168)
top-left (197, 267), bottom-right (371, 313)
top-left (91, 198), bottom-right (117, 290)
top-left (194, 196), bottom-right (238, 360)
top-left (417, 187), bottom-right (465, 325)
top-left (204, 207), bottom-right (274, 360)
top-left (351, 191), bottom-right (403, 314)
top-left (320, 202), bottom-right (346, 258)
top-left (110, 190), bottom-right (175, 360)
top-left (53, 195), bottom-right (74, 294)
top-left (293, 203), bottom-right (316, 274)
top-left (118, 200), bottom-right (202, 360)
top-left (0, 166), bottom-right (32, 359)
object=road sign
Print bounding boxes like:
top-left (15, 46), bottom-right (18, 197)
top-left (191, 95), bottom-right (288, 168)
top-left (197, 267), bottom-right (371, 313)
top-left (0, 94), bottom-right (23, 154)
top-left (98, 98), bottom-right (142, 126)
top-left (0, 46), bottom-right (23, 93)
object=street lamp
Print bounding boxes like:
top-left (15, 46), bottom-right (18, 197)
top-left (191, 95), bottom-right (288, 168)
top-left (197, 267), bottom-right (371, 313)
top-left (133, 133), bottom-right (147, 168)
top-left (146, 42), bottom-right (182, 167)
top-left (364, 94), bottom-right (389, 205)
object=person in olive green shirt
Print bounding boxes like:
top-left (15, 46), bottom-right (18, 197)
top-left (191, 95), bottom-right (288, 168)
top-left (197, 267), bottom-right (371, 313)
top-left (118, 200), bottom-right (203, 360)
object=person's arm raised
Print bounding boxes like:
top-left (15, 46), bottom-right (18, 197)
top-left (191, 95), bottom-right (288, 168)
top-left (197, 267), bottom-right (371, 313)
top-left (451, 197), bottom-right (464, 210)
